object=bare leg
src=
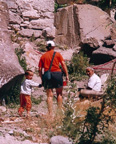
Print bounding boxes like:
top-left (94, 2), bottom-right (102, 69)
top-left (77, 91), bottom-right (80, 97)
top-left (46, 89), bottom-right (53, 116)
top-left (56, 87), bottom-right (63, 109)
top-left (27, 111), bottom-right (30, 118)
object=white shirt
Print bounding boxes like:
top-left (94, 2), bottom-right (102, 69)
top-left (21, 79), bottom-right (39, 95)
top-left (87, 73), bottom-right (101, 91)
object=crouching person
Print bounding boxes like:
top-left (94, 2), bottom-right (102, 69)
top-left (18, 70), bottom-right (42, 118)
top-left (77, 67), bottom-right (102, 100)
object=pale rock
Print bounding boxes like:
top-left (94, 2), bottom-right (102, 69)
top-left (42, 27), bottom-right (55, 39)
top-left (8, 130), bottom-right (14, 135)
top-left (9, 11), bottom-right (23, 24)
top-left (6, 0), bottom-right (18, 9)
top-left (113, 44), bottom-right (116, 51)
top-left (56, 49), bottom-right (75, 61)
top-left (29, 19), bottom-right (54, 30)
top-left (0, 106), bottom-right (6, 112)
top-left (10, 24), bottom-right (20, 31)
top-left (50, 135), bottom-right (72, 144)
top-left (0, 134), bottom-right (39, 144)
top-left (18, 29), bottom-right (42, 38)
top-left (22, 42), bottom-right (41, 71)
top-left (22, 10), bottom-right (39, 19)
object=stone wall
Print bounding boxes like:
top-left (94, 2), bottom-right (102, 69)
top-left (5, 0), bottom-right (55, 39)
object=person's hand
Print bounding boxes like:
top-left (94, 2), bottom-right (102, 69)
top-left (38, 84), bottom-right (42, 88)
top-left (66, 75), bottom-right (69, 82)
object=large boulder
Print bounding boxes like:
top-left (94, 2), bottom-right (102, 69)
top-left (80, 37), bottom-right (100, 57)
top-left (90, 47), bottom-right (116, 64)
top-left (55, 4), bottom-right (112, 48)
top-left (0, 2), bottom-right (24, 97)
top-left (78, 4), bottom-right (111, 42)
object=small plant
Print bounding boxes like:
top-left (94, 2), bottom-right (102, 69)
top-left (30, 33), bottom-right (36, 42)
top-left (59, 83), bottom-right (83, 143)
top-left (4, 77), bottom-right (24, 105)
top-left (36, 41), bottom-right (46, 52)
top-left (32, 95), bottom-right (43, 105)
top-left (57, 44), bottom-right (68, 50)
top-left (58, 77), bottom-right (116, 144)
top-left (54, 2), bottom-right (67, 12)
top-left (15, 47), bottom-right (27, 71)
top-left (67, 52), bottom-right (89, 81)
top-left (98, 0), bottom-right (116, 10)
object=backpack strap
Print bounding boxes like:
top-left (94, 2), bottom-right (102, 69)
top-left (49, 52), bottom-right (56, 71)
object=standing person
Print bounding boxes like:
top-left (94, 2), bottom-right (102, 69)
top-left (18, 70), bottom-right (42, 117)
top-left (38, 40), bottom-right (69, 116)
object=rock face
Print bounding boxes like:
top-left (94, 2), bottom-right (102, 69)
top-left (78, 4), bottom-right (111, 42)
top-left (55, 5), bottom-right (81, 48)
top-left (0, 0), bottom-right (115, 71)
top-left (6, 0), bottom-right (55, 39)
top-left (55, 4), bottom-right (112, 48)
top-left (0, 2), bottom-right (24, 94)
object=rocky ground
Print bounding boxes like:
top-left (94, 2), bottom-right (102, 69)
top-left (0, 58), bottom-right (116, 144)
top-left (0, 82), bottom-right (77, 144)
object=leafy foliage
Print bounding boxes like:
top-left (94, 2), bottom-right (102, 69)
top-left (36, 41), bottom-right (47, 52)
top-left (30, 33), bottom-right (36, 42)
top-left (55, 0), bottom-right (116, 12)
top-left (15, 48), bottom-right (27, 71)
top-left (59, 76), bottom-right (116, 144)
top-left (54, 2), bottom-right (67, 12)
top-left (98, 0), bottom-right (116, 10)
top-left (67, 52), bottom-right (89, 81)
top-left (32, 95), bottom-right (43, 105)
top-left (2, 79), bottom-right (23, 106)
top-left (60, 84), bottom-right (82, 143)
top-left (78, 77), bottom-right (116, 144)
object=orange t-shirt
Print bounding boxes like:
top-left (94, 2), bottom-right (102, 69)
top-left (39, 49), bottom-right (64, 72)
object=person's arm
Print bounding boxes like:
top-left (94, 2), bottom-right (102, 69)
top-left (61, 60), bottom-right (69, 82)
top-left (38, 66), bottom-right (43, 84)
top-left (29, 80), bottom-right (40, 87)
top-left (38, 57), bottom-right (43, 84)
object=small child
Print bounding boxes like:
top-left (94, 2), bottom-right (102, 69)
top-left (18, 70), bottom-right (42, 117)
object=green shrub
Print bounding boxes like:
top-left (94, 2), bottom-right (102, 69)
top-left (32, 95), bottom-right (43, 105)
top-left (54, 2), bottom-right (67, 12)
top-left (36, 41), bottom-right (46, 52)
top-left (59, 77), bottom-right (116, 144)
top-left (15, 48), bottom-right (27, 71)
top-left (68, 52), bottom-right (89, 74)
top-left (30, 33), bottom-right (36, 42)
top-left (67, 52), bottom-right (89, 81)
top-left (97, 0), bottom-right (116, 10)
top-left (3, 82), bottom-right (22, 105)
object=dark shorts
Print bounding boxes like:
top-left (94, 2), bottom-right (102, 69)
top-left (42, 71), bottom-right (63, 89)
